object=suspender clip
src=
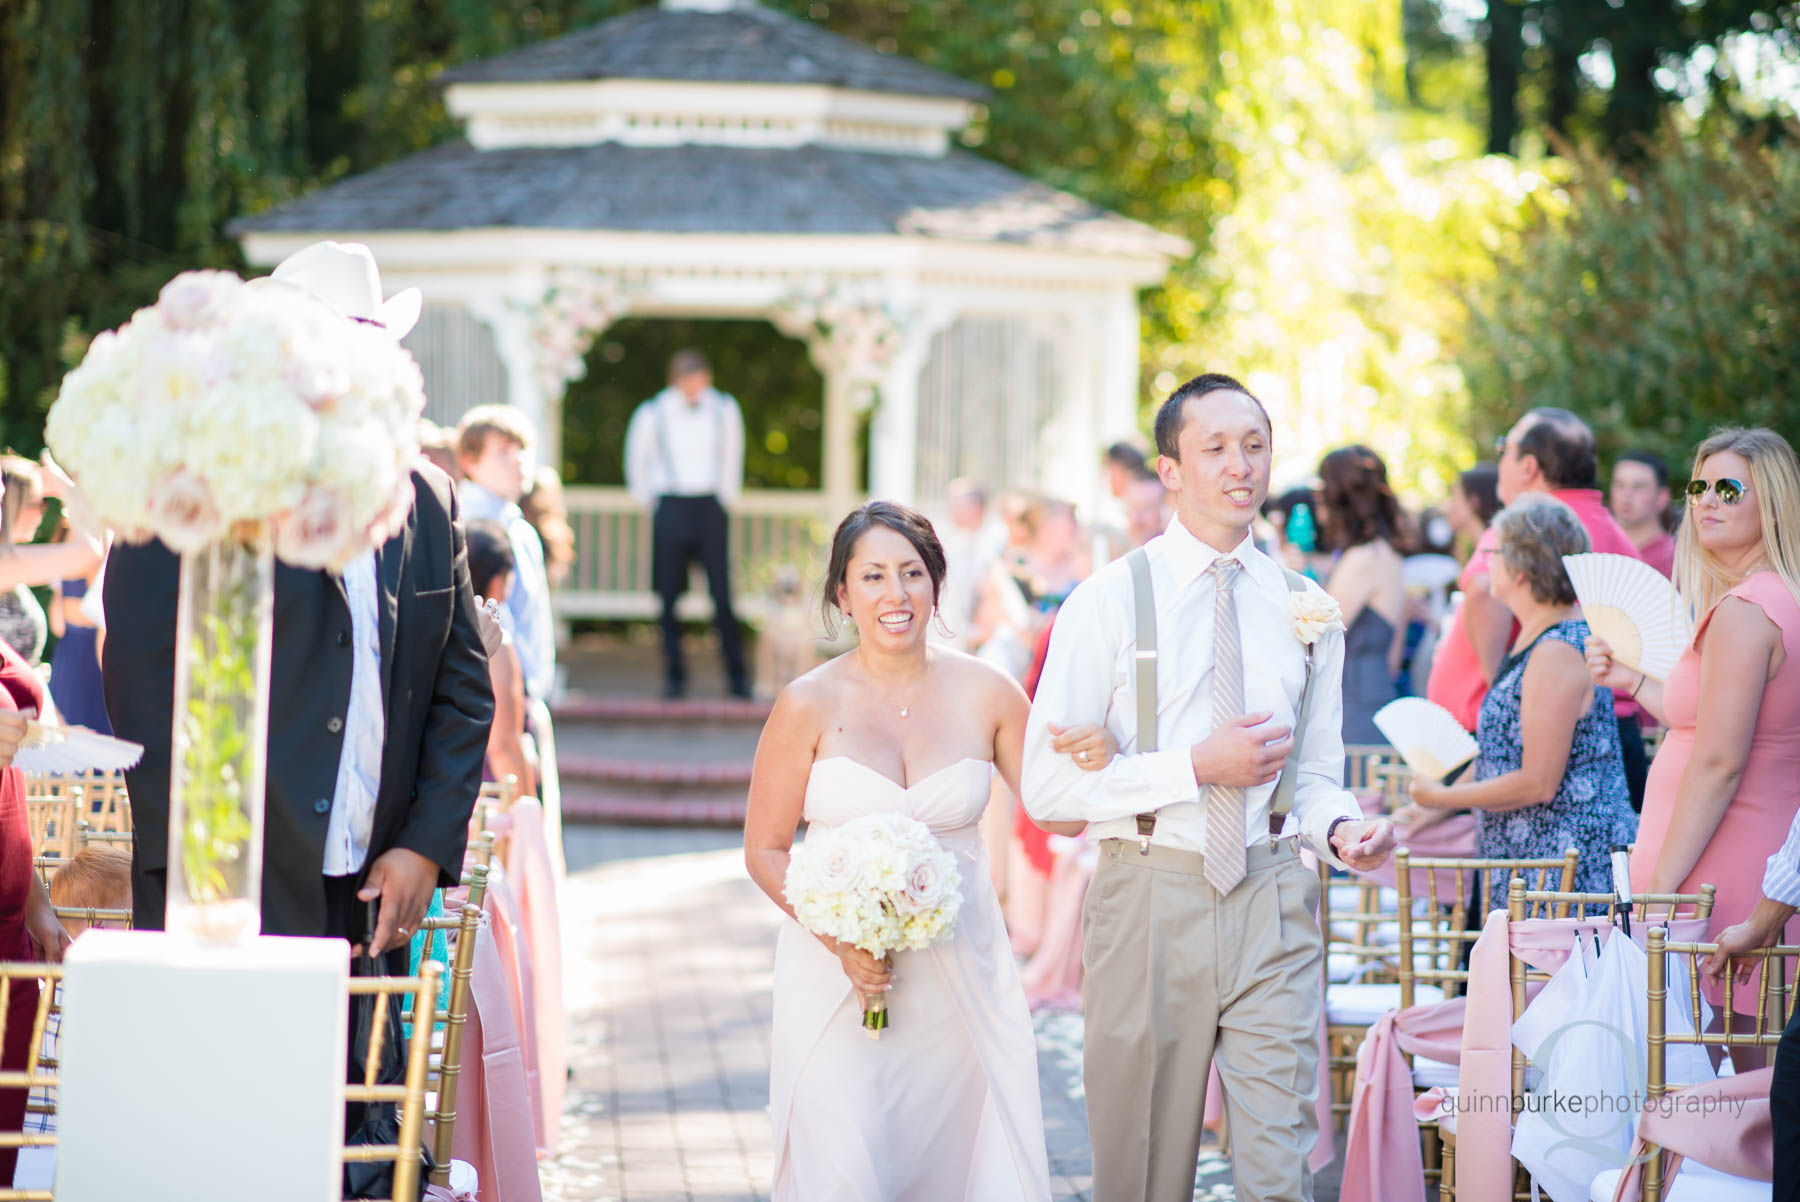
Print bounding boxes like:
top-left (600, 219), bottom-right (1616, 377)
top-left (1135, 813), bottom-right (1155, 856)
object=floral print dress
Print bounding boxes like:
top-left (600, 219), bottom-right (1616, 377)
top-left (1473, 619), bottom-right (1638, 894)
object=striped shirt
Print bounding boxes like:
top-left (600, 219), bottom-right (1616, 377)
top-left (1763, 807), bottom-right (1800, 908)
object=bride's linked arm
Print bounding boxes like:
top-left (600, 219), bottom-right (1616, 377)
top-left (1019, 584), bottom-right (1204, 826)
top-left (743, 682), bottom-right (892, 999)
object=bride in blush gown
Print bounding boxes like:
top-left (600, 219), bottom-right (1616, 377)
top-left (745, 501), bottom-right (1081, 1202)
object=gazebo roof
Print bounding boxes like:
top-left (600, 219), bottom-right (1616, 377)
top-left (437, 2), bottom-right (985, 101)
top-left (229, 141), bottom-right (1187, 259)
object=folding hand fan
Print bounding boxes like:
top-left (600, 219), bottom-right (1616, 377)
top-left (1561, 552), bottom-right (1692, 682)
top-left (14, 723), bottom-right (145, 775)
top-left (1372, 697), bottom-right (1478, 782)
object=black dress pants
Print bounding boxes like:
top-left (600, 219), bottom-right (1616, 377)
top-left (1776, 999), bottom-right (1800, 1202)
top-left (1617, 714), bottom-right (1648, 813)
top-left (652, 494), bottom-right (747, 694)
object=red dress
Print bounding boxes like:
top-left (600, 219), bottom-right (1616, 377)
top-left (0, 640), bottom-right (44, 1178)
top-left (1631, 571), bottom-right (1800, 1012)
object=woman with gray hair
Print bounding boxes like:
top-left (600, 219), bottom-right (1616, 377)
top-left (1402, 494), bottom-right (1637, 891)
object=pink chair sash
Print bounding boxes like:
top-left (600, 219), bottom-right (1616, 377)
top-left (1455, 911), bottom-right (1713, 1202)
top-left (449, 923), bottom-right (545, 1202)
top-left (485, 871), bottom-right (546, 1155)
top-left (1339, 995), bottom-right (1471, 1202)
top-left (506, 798), bottom-right (566, 1155)
top-left (1608, 1068), bottom-right (1774, 1199)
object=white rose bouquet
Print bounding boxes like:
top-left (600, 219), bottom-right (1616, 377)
top-left (44, 269), bottom-right (425, 570)
top-left (783, 811), bottom-right (962, 1038)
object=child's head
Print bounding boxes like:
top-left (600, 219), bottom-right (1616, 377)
top-left (49, 846), bottom-right (133, 936)
top-left (465, 519), bottom-right (516, 606)
top-left (455, 406), bottom-right (536, 503)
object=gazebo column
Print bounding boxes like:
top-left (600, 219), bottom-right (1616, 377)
top-left (476, 298), bottom-right (562, 472)
top-left (820, 365), bottom-right (860, 520)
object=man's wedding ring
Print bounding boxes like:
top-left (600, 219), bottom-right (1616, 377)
top-left (396, 926), bottom-right (409, 937)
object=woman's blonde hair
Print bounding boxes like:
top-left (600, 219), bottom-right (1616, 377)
top-left (0, 455), bottom-right (43, 553)
top-left (1674, 427), bottom-right (1800, 617)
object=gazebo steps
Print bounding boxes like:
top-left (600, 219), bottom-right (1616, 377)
top-left (549, 694), bottom-right (773, 724)
top-left (558, 754), bottom-right (753, 789)
top-left (561, 790), bottom-right (747, 829)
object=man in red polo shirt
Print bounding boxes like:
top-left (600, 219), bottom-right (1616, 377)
top-left (1427, 407), bottom-right (1651, 808)
top-left (1609, 450), bottom-right (1678, 579)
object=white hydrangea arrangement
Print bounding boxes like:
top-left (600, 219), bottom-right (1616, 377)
top-left (44, 269), bottom-right (425, 570)
top-left (783, 811), bottom-right (963, 1037)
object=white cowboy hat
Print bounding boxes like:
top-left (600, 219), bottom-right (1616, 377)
top-left (265, 241), bottom-right (422, 339)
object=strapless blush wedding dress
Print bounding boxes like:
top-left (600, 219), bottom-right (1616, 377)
top-left (769, 756), bottom-right (1051, 1201)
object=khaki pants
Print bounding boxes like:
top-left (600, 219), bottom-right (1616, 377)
top-left (1082, 838), bottom-right (1324, 1202)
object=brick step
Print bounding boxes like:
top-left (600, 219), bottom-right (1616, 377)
top-left (549, 695), bottom-right (773, 724)
top-left (561, 790), bottom-right (747, 829)
top-left (558, 755), bottom-right (754, 787)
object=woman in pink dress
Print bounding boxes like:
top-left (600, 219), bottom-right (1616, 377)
top-left (745, 502), bottom-right (1061, 1201)
top-left (1588, 427), bottom-right (1800, 1034)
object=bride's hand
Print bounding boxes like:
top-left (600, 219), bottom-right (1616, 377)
top-left (1049, 723), bottom-right (1116, 771)
top-left (828, 939), bottom-right (891, 998)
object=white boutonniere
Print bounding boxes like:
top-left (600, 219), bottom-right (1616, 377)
top-left (1289, 589), bottom-right (1345, 648)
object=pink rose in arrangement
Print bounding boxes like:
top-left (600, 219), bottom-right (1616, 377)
top-left (274, 487), bottom-right (355, 570)
top-left (896, 856), bottom-right (954, 916)
top-left (156, 271), bottom-right (242, 332)
top-left (146, 471), bottom-right (226, 553)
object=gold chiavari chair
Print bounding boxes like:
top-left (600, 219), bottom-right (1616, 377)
top-left (0, 962), bottom-right (62, 1202)
top-left (474, 775), bottom-right (520, 865)
top-left (1498, 882), bottom-right (1716, 1202)
top-left (1640, 927), bottom-right (1796, 1202)
top-left (75, 773), bottom-right (131, 835)
top-left (416, 861), bottom-right (491, 1188)
top-left (1387, 850), bottom-right (1579, 1195)
top-left (345, 961), bottom-right (443, 1202)
top-left (24, 781), bottom-right (80, 861)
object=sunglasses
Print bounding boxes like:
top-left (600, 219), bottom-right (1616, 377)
top-left (1684, 477), bottom-right (1749, 506)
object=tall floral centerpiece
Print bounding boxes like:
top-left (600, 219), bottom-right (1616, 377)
top-left (45, 270), bottom-right (425, 941)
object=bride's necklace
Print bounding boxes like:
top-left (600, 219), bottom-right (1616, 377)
top-left (861, 652), bottom-right (931, 719)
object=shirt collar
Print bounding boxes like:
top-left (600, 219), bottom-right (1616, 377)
top-left (1151, 516), bottom-right (1280, 595)
top-left (458, 479), bottom-right (519, 522)
top-left (657, 385), bottom-right (716, 413)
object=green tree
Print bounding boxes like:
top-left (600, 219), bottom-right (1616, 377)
top-left (1456, 124), bottom-right (1800, 472)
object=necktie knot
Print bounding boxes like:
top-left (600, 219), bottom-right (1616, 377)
top-left (1210, 557), bottom-right (1242, 593)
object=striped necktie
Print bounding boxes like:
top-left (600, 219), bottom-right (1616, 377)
top-left (1202, 557), bottom-right (1248, 895)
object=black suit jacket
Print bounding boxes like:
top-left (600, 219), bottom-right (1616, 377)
top-left (102, 465), bottom-right (495, 936)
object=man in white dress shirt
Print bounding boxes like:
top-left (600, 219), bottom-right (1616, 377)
top-left (624, 348), bottom-right (750, 699)
top-left (1023, 373), bottom-right (1396, 1202)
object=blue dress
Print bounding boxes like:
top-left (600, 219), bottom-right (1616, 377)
top-left (1473, 619), bottom-right (1637, 894)
top-left (47, 579), bottom-right (110, 734)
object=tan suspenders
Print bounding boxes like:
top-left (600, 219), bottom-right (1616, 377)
top-left (1125, 546), bottom-right (1319, 854)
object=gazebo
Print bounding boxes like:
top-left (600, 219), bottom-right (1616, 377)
top-left (233, 0), bottom-right (1187, 619)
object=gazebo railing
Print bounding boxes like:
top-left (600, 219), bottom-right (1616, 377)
top-left (558, 486), bottom-right (835, 621)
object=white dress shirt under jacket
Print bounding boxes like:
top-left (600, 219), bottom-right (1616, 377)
top-left (459, 480), bottom-right (556, 701)
top-left (323, 551), bottom-right (384, 876)
top-left (1022, 519), bottom-right (1359, 866)
top-left (623, 387), bottom-right (745, 507)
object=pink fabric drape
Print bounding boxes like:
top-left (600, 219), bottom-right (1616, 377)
top-left (448, 922), bottom-right (545, 1202)
top-left (1339, 995), bottom-right (1471, 1202)
top-left (1608, 1069), bottom-right (1775, 1199)
top-left (1358, 813), bottom-right (1480, 893)
top-left (1455, 912), bottom-right (1713, 1202)
top-left (506, 798), bottom-right (565, 1156)
top-left (485, 870), bottom-right (546, 1156)
top-left (1019, 846), bottom-right (1089, 1010)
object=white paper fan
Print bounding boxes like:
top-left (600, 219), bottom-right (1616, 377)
top-left (1373, 697), bottom-right (1478, 782)
top-left (1561, 552), bottom-right (1692, 682)
top-left (15, 722), bottom-right (144, 775)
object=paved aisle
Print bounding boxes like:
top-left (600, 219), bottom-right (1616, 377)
top-left (542, 827), bottom-right (1264, 1202)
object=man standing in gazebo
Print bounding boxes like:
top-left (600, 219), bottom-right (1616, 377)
top-left (625, 349), bottom-right (751, 700)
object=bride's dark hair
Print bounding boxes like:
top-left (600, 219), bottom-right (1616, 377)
top-left (821, 501), bottom-right (948, 636)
